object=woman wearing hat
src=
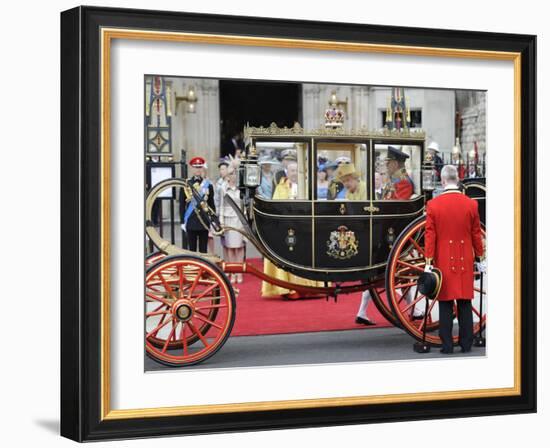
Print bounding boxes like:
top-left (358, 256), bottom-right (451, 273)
top-left (257, 156), bottom-right (279, 199)
top-left (326, 159), bottom-right (348, 200)
top-left (219, 167), bottom-right (245, 283)
top-left (336, 163), bottom-right (366, 200)
top-left (214, 159), bottom-right (230, 213)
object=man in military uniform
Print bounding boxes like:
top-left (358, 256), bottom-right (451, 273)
top-left (424, 165), bottom-right (485, 353)
top-left (182, 156), bottom-right (216, 253)
top-left (382, 146), bottom-right (414, 200)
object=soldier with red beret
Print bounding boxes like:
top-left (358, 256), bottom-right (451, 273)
top-left (424, 165), bottom-right (485, 354)
top-left (182, 156), bottom-right (216, 253)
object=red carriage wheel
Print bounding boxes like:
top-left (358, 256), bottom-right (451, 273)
top-left (145, 255), bottom-right (235, 366)
top-left (368, 286), bottom-right (401, 327)
top-left (385, 216), bottom-right (486, 347)
top-left (146, 251), bottom-right (166, 267)
top-left (145, 251), bottom-right (221, 350)
top-left (368, 226), bottom-right (440, 332)
top-left (369, 284), bottom-right (441, 332)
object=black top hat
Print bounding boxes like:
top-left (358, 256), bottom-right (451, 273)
top-left (417, 267), bottom-right (443, 300)
top-left (386, 146), bottom-right (410, 162)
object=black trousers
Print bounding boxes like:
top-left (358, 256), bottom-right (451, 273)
top-left (186, 229), bottom-right (209, 253)
top-left (438, 299), bottom-right (474, 352)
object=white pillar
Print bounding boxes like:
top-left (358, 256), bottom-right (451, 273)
top-left (178, 79), bottom-right (220, 178)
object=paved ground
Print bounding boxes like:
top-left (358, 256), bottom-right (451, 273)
top-left (145, 326), bottom-right (486, 371)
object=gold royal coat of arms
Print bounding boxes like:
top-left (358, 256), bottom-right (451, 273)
top-left (327, 225), bottom-right (359, 260)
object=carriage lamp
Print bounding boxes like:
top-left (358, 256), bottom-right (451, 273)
top-left (244, 162), bottom-right (261, 187)
top-left (422, 167), bottom-right (436, 191)
top-left (241, 145), bottom-right (261, 188)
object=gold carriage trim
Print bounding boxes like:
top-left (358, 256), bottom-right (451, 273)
top-left (244, 122), bottom-right (426, 140)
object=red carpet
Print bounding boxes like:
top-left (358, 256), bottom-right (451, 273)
top-left (230, 258), bottom-right (391, 337)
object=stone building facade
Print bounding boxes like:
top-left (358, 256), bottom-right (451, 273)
top-left (456, 91), bottom-right (487, 159)
top-left (150, 77), bottom-right (486, 222)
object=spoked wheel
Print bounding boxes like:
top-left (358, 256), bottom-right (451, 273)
top-left (368, 284), bottom-right (439, 331)
top-left (146, 251), bottom-right (166, 267)
top-left (367, 285), bottom-right (401, 327)
top-left (146, 251), bottom-right (212, 350)
top-left (386, 216), bottom-right (486, 347)
top-left (145, 255), bottom-right (235, 366)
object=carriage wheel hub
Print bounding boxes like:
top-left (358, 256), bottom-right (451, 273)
top-left (173, 299), bottom-right (194, 322)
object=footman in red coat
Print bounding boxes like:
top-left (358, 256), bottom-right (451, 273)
top-left (425, 165), bottom-right (484, 353)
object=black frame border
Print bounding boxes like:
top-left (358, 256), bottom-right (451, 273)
top-left (60, 6), bottom-right (536, 442)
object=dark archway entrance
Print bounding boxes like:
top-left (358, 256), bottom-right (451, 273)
top-left (219, 80), bottom-right (302, 157)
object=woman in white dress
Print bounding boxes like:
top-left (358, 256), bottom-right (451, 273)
top-left (219, 168), bottom-right (245, 283)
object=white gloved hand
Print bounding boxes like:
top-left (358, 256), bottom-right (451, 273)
top-left (476, 260), bottom-right (487, 274)
top-left (424, 264), bottom-right (433, 273)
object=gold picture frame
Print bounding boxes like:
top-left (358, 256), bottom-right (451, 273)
top-left (61, 6), bottom-right (536, 441)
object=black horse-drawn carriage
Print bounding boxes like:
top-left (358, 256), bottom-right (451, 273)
top-left (145, 123), bottom-right (486, 366)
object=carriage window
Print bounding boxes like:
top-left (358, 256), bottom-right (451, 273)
top-left (255, 142), bottom-right (309, 200)
top-left (316, 142), bottom-right (367, 200)
top-left (373, 144), bottom-right (421, 200)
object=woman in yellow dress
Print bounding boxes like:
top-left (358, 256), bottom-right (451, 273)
top-left (261, 162), bottom-right (324, 298)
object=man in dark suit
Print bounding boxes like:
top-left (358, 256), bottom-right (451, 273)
top-left (425, 164), bottom-right (485, 353)
top-left (182, 156), bottom-right (216, 253)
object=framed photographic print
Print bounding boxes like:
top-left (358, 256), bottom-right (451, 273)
top-left (60, 6), bottom-right (537, 442)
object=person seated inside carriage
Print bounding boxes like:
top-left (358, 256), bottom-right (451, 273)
top-left (381, 146), bottom-right (414, 200)
top-left (335, 162), bottom-right (367, 201)
top-left (316, 163), bottom-right (330, 200)
top-left (272, 161), bottom-right (299, 199)
top-left (256, 156), bottom-right (279, 199)
top-left (261, 160), bottom-right (325, 299)
top-left (326, 156), bottom-right (351, 199)
top-left (272, 148), bottom-right (297, 193)
top-left (374, 172), bottom-right (384, 199)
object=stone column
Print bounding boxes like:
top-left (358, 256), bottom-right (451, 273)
top-left (350, 85), bottom-right (370, 130)
top-left (302, 84), bottom-right (322, 130)
top-left (167, 78), bottom-right (220, 221)
top-left (179, 79), bottom-right (220, 177)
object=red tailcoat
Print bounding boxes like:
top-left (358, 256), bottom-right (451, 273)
top-left (425, 190), bottom-right (484, 300)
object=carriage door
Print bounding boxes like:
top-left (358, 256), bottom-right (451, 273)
top-left (252, 140), bottom-right (313, 268)
top-left (313, 141), bottom-right (371, 269)
top-left (371, 142), bottom-right (424, 265)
